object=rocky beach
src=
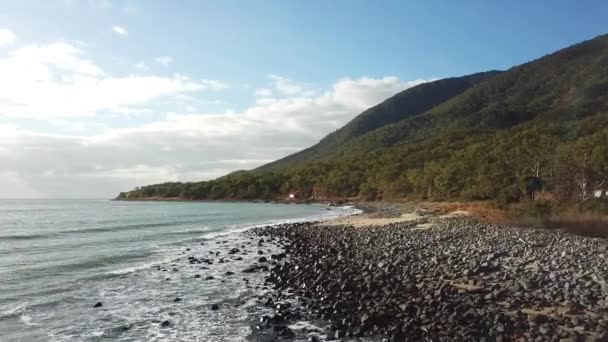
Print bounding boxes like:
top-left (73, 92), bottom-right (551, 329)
top-left (75, 203), bottom-right (608, 341)
top-left (239, 206), bottom-right (608, 341)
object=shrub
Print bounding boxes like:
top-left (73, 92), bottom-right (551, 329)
top-left (358, 182), bottom-right (378, 201)
top-left (579, 199), bottom-right (608, 215)
top-left (514, 199), bottom-right (554, 218)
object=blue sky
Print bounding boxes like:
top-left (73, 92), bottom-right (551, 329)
top-left (0, 0), bottom-right (607, 197)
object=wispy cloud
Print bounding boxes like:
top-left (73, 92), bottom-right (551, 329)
top-left (154, 56), bottom-right (173, 66)
top-left (200, 79), bottom-right (228, 91)
top-left (134, 61), bottom-right (149, 71)
top-left (0, 40), bottom-right (213, 119)
top-left (0, 29), bottom-right (16, 47)
top-left (112, 26), bottom-right (128, 36)
top-left (268, 74), bottom-right (304, 95)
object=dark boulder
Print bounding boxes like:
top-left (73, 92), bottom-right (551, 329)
top-left (273, 325), bottom-right (295, 338)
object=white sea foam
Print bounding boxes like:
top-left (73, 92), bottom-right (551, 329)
top-left (0, 303), bottom-right (27, 318)
top-left (106, 262), bottom-right (160, 276)
top-left (288, 320), bottom-right (324, 332)
top-left (20, 314), bottom-right (37, 326)
top-left (199, 204), bottom-right (359, 241)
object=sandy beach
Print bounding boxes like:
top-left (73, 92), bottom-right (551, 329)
top-left (322, 203), bottom-right (471, 228)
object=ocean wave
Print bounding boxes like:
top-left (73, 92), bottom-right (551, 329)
top-left (202, 205), bottom-right (360, 239)
top-left (0, 220), bottom-right (212, 242)
top-left (156, 206), bottom-right (358, 247)
top-left (0, 303), bottom-right (27, 319)
top-left (62, 219), bottom-right (211, 235)
top-left (12, 249), bottom-right (156, 281)
top-left (105, 254), bottom-right (177, 276)
top-left (0, 208), bottom-right (61, 213)
top-left (0, 233), bottom-right (49, 241)
top-left (20, 314), bottom-right (37, 326)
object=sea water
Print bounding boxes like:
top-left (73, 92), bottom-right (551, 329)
top-left (0, 199), bottom-right (358, 341)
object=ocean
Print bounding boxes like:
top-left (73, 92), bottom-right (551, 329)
top-left (0, 199), bottom-right (358, 341)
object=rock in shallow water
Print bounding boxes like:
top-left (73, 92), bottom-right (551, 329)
top-left (273, 325), bottom-right (295, 338)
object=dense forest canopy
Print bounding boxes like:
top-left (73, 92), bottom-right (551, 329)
top-left (118, 34), bottom-right (608, 210)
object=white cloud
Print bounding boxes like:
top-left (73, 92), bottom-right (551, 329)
top-left (8, 42), bottom-right (104, 76)
top-left (154, 56), bottom-right (173, 66)
top-left (0, 29), bottom-right (16, 47)
top-left (255, 88), bottom-right (273, 97)
top-left (330, 76), bottom-right (431, 109)
top-left (0, 42), bottom-right (209, 118)
top-left (0, 74), bottom-right (432, 198)
top-left (112, 26), bottom-right (128, 36)
top-left (200, 79), bottom-right (228, 91)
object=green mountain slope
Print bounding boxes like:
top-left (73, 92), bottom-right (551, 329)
top-left (257, 71), bottom-right (500, 171)
top-left (344, 33), bottom-right (608, 151)
top-left (291, 33), bottom-right (608, 160)
top-left (118, 34), bottom-right (608, 206)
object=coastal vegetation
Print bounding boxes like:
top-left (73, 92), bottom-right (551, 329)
top-left (117, 34), bottom-right (608, 217)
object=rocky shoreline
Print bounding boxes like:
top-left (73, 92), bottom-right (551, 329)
top-left (246, 213), bottom-right (608, 341)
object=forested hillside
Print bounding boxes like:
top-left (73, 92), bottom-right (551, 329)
top-left (118, 34), bottom-right (608, 211)
top-left (257, 71), bottom-right (500, 171)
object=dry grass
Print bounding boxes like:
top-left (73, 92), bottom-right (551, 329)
top-left (413, 200), bottom-right (510, 224)
top-left (397, 200), bottom-right (608, 238)
top-left (541, 215), bottom-right (608, 238)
